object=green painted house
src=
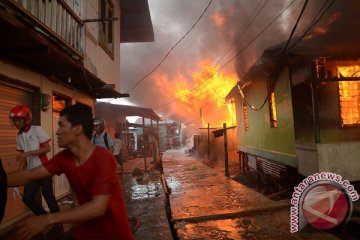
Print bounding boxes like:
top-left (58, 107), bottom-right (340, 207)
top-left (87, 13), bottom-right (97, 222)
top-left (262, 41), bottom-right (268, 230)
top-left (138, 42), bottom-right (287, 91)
top-left (226, 16), bottom-right (360, 182)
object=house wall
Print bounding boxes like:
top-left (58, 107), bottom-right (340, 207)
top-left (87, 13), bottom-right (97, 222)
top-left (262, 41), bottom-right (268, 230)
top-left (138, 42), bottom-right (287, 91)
top-left (84, 0), bottom-right (121, 92)
top-left (317, 81), bottom-right (360, 142)
top-left (291, 63), bottom-right (360, 180)
top-left (291, 81), bottom-right (314, 143)
top-left (0, 59), bottom-right (94, 229)
top-left (236, 67), bottom-right (297, 168)
top-left (0, 60), bottom-right (94, 138)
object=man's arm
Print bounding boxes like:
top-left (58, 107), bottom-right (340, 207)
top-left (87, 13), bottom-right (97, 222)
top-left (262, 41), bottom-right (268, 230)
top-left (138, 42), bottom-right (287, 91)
top-left (107, 134), bottom-right (114, 154)
top-left (15, 194), bottom-right (111, 239)
top-left (109, 145), bottom-right (114, 154)
top-left (7, 165), bottom-right (52, 187)
top-left (16, 142), bottom-right (50, 162)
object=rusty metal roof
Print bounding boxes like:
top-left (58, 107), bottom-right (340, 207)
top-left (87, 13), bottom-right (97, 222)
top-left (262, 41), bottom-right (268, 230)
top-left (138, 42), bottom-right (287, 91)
top-left (95, 102), bottom-right (162, 121)
top-left (119, 0), bottom-right (154, 43)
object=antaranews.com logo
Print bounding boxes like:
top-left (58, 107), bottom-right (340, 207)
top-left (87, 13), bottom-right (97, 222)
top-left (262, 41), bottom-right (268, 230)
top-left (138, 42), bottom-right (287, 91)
top-left (290, 172), bottom-right (359, 233)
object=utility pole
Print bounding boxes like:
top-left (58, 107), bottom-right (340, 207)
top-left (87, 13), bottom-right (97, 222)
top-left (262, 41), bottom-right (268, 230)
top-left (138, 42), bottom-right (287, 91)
top-left (223, 123), bottom-right (229, 177)
top-left (142, 117), bottom-right (147, 171)
top-left (199, 124), bottom-right (217, 161)
top-left (207, 122), bottom-right (210, 160)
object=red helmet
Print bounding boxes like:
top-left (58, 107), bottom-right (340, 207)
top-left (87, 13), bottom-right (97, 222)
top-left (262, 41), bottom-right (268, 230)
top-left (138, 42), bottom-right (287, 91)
top-left (9, 105), bottom-right (32, 125)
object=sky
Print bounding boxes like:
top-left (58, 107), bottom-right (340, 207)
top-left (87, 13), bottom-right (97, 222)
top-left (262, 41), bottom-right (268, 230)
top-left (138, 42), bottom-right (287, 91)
top-left (105, 0), bottom-right (352, 127)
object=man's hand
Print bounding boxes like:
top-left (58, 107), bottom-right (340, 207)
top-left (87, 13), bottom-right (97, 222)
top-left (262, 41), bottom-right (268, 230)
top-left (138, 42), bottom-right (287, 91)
top-left (16, 153), bottom-right (28, 170)
top-left (16, 152), bottom-right (29, 163)
top-left (14, 215), bottom-right (51, 240)
top-left (18, 159), bottom-right (27, 171)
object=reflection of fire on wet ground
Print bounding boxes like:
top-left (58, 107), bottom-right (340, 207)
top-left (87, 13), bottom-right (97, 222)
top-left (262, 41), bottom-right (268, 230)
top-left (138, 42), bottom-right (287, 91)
top-left (175, 209), bottom-right (340, 240)
top-left (121, 158), bottom-right (163, 203)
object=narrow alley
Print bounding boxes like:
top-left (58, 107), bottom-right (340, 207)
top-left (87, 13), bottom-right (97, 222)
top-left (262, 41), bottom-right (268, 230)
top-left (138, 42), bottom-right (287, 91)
top-left (122, 149), bottom-right (359, 240)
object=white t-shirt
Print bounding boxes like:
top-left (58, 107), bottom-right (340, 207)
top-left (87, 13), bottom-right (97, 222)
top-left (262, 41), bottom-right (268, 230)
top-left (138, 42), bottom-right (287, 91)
top-left (113, 138), bottom-right (122, 156)
top-left (16, 125), bottom-right (50, 169)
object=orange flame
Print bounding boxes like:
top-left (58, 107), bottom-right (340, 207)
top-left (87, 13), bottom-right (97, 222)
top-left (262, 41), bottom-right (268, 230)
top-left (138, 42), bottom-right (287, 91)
top-left (175, 59), bottom-right (237, 128)
top-left (210, 12), bottom-right (226, 27)
top-left (337, 65), bottom-right (360, 126)
top-left (304, 12), bottom-right (341, 40)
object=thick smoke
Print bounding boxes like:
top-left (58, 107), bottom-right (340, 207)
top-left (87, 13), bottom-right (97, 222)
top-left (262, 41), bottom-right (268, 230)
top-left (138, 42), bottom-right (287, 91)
top-left (120, 0), bottom-right (359, 124)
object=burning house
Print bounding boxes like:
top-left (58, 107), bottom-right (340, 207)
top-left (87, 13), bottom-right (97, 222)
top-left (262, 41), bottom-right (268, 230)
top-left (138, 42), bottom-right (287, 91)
top-left (226, 4), bottom-right (360, 190)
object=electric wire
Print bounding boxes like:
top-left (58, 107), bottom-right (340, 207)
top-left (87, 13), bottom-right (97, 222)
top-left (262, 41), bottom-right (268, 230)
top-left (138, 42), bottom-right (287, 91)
top-left (287, 0), bottom-right (336, 51)
top-left (214, 0), bottom-right (270, 67)
top-left (240, 0), bottom-right (335, 112)
top-left (124, 0), bottom-right (214, 93)
top-left (154, 0), bottom-right (299, 110)
top-left (240, 0), bottom-right (309, 112)
top-left (281, 0), bottom-right (309, 55)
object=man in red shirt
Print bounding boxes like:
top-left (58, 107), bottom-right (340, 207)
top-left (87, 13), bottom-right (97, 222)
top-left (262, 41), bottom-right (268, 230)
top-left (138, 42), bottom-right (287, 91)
top-left (6, 104), bottom-right (133, 240)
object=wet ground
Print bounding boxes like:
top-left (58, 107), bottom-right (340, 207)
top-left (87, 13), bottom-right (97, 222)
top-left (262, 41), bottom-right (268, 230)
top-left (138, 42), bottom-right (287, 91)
top-left (1, 150), bottom-right (359, 239)
top-left (162, 149), bottom-right (358, 240)
top-left (121, 157), bottom-right (173, 240)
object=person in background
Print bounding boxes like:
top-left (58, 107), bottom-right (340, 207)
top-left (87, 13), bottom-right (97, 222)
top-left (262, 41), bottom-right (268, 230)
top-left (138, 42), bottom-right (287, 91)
top-left (92, 117), bottom-right (114, 153)
top-left (6, 104), bottom-right (133, 240)
top-left (9, 105), bottom-right (60, 216)
top-left (113, 133), bottom-right (124, 174)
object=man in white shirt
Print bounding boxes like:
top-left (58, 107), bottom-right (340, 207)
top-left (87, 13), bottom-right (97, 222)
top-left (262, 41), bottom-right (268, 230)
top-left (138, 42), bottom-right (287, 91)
top-left (92, 117), bottom-right (114, 153)
top-left (9, 105), bottom-right (59, 216)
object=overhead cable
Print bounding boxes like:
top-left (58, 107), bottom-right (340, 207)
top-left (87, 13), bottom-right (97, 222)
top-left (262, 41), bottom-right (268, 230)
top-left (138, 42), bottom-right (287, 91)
top-left (125, 0), bottom-right (213, 93)
top-left (155, 0), bottom-right (298, 110)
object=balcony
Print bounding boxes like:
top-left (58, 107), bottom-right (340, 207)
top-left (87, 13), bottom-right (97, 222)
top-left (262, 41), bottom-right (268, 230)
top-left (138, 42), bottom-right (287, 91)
top-left (0, 0), bottom-right (126, 98)
top-left (7, 0), bottom-right (84, 57)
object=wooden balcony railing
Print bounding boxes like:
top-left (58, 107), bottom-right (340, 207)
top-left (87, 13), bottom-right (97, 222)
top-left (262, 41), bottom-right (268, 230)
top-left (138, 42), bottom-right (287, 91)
top-left (10, 0), bottom-right (84, 57)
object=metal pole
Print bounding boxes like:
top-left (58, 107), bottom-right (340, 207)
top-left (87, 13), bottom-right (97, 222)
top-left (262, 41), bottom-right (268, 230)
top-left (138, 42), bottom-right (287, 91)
top-left (224, 123), bottom-right (229, 177)
top-left (142, 117), bottom-right (147, 171)
top-left (207, 123), bottom-right (210, 160)
top-left (311, 66), bottom-right (320, 143)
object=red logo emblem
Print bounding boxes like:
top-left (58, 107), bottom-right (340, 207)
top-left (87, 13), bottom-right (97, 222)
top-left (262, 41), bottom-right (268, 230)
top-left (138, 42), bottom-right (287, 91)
top-left (302, 183), bottom-right (349, 229)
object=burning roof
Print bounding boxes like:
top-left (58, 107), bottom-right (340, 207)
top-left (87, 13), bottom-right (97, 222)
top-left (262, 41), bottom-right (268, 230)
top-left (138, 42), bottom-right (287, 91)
top-left (226, 1), bottom-right (360, 100)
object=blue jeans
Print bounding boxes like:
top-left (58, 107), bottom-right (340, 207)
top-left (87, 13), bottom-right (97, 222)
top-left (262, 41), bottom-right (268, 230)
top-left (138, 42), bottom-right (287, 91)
top-left (23, 177), bottom-right (60, 216)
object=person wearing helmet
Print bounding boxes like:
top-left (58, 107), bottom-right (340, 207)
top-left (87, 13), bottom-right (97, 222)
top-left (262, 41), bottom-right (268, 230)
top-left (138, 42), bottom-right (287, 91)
top-left (8, 105), bottom-right (60, 217)
top-left (92, 117), bottom-right (114, 153)
top-left (6, 104), bottom-right (134, 240)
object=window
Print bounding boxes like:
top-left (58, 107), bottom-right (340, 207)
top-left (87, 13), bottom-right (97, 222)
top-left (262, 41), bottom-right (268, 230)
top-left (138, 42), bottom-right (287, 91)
top-left (337, 66), bottom-right (360, 126)
top-left (338, 81), bottom-right (360, 126)
top-left (99, 0), bottom-right (114, 56)
top-left (269, 91), bottom-right (278, 128)
top-left (243, 101), bottom-right (249, 131)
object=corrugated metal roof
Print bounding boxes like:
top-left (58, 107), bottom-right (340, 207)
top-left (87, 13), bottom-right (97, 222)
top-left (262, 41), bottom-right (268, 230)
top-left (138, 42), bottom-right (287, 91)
top-left (95, 102), bottom-right (161, 121)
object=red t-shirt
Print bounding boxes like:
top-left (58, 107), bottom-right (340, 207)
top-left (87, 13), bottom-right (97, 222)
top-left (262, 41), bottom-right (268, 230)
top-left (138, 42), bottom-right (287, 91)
top-left (44, 146), bottom-right (133, 240)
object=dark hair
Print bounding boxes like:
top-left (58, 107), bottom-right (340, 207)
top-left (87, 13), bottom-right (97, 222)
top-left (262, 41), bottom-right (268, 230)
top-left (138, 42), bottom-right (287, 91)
top-left (60, 104), bottom-right (93, 140)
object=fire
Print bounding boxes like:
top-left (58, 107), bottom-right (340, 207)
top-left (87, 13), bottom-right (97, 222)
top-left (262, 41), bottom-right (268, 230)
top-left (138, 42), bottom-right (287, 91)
top-left (337, 65), bottom-right (360, 78)
top-left (337, 65), bottom-right (360, 126)
top-left (210, 12), bottom-right (225, 27)
top-left (175, 59), bottom-right (237, 127)
top-left (304, 12), bottom-right (341, 40)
